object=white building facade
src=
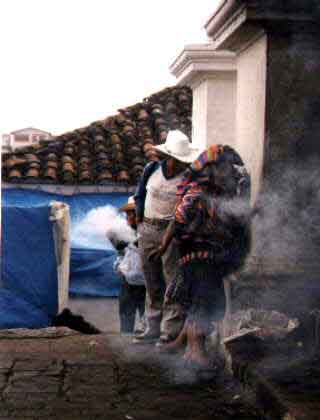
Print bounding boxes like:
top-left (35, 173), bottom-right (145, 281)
top-left (2, 127), bottom-right (52, 153)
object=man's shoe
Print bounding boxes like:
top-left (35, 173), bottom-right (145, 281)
top-left (132, 329), bottom-right (160, 344)
top-left (155, 334), bottom-right (176, 348)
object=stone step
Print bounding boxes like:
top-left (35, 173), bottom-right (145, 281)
top-left (223, 328), bottom-right (320, 420)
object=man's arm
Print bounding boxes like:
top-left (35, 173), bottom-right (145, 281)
top-left (134, 161), bottom-right (159, 224)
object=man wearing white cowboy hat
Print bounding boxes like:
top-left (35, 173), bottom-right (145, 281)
top-left (134, 130), bottom-right (200, 345)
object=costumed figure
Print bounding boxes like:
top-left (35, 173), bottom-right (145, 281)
top-left (149, 145), bottom-right (251, 367)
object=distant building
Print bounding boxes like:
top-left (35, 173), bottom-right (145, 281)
top-left (1, 127), bottom-right (52, 153)
top-left (1, 134), bottom-right (11, 153)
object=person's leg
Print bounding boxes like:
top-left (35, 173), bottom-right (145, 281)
top-left (131, 286), bottom-right (146, 333)
top-left (160, 240), bottom-right (185, 340)
top-left (158, 321), bottom-right (188, 353)
top-left (135, 223), bottom-right (165, 340)
top-left (157, 268), bottom-right (191, 353)
top-left (119, 280), bottom-right (136, 334)
top-left (183, 262), bottom-right (226, 367)
top-left (184, 321), bottom-right (212, 367)
top-left (135, 286), bottom-right (146, 319)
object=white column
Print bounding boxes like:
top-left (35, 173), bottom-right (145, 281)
top-left (191, 77), bottom-right (208, 149)
top-left (170, 44), bottom-right (237, 151)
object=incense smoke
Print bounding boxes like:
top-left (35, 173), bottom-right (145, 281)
top-left (72, 205), bottom-right (136, 250)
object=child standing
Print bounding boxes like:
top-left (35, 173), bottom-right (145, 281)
top-left (114, 197), bottom-right (146, 335)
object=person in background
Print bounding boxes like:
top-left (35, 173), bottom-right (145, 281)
top-left (149, 145), bottom-right (251, 367)
top-left (113, 196), bottom-right (146, 336)
top-left (133, 130), bottom-right (200, 345)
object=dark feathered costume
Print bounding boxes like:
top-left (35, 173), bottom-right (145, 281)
top-left (166, 145), bottom-right (251, 333)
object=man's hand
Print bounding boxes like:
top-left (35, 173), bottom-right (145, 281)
top-left (148, 219), bottom-right (175, 261)
top-left (148, 245), bottom-right (166, 261)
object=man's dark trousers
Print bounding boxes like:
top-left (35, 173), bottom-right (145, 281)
top-left (119, 279), bottom-right (146, 333)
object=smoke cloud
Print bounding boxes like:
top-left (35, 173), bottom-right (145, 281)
top-left (252, 159), bottom-right (320, 271)
top-left (71, 205), bottom-right (136, 250)
top-left (231, 159), bottom-right (320, 317)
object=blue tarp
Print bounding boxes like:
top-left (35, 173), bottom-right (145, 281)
top-left (2, 189), bottom-right (130, 223)
top-left (0, 290), bottom-right (50, 329)
top-left (2, 188), bottom-right (130, 301)
top-left (1, 201), bottom-right (58, 328)
top-left (70, 248), bottom-right (120, 297)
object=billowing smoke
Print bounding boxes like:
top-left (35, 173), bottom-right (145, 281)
top-left (216, 159), bottom-right (320, 273)
top-left (252, 159), bottom-right (320, 271)
top-left (72, 205), bottom-right (136, 249)
top-left (231, 159), bottom-right (320, 317)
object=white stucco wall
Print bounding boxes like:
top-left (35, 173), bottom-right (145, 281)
top-left (191, 79), bottom-right (209, 149)
top-left (192, 72), bottom-right (237, 150)
top-left (235, 35), bottom-right (267, 203)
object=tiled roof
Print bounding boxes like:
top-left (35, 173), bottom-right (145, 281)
top-left (2, 86), bottom-right (192, 186)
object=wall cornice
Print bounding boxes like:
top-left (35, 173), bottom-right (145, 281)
top-left (170, 44), bottom-right (236, 86)
top-left (204, 0), bottom-right (318, 50)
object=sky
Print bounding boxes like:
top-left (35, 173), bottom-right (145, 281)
top-left (0, 0), bottom-right (220, 136)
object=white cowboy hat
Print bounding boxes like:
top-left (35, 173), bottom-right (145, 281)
top-left (119, 196), bottom-right (135, 212)
top-left (154, 130), bottom-right (201, 163)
